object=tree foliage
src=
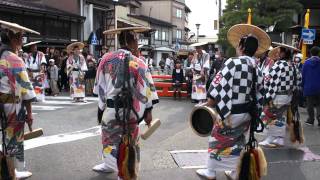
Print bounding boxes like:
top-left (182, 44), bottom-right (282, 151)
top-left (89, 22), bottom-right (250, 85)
top-left (218, 0), bottom-right (303, 57)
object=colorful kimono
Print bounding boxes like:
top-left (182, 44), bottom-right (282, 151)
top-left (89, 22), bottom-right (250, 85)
top-left (67, 54), bottom-right (88, 99)
top-left (0, 46), bottom-right (36, 163)
top-left (26, 51), bottom-right (46, 102)
top-left (207, 56), bottom-right (264, 171)
top-left (93, 49), bottom-right (159, 176)
top-left (191, 52), bottom-right (210, 101)
top-left (262, 60), bottom-right (298, 138)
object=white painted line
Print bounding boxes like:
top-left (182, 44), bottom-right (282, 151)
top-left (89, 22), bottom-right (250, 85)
top-left (170, 150), bottom-right (207, 154)
top-left (42, 100), bottom-right (94, 105)
top-left (24, 126), bottom-right (101, 150)
top-left (45, 96), bottom-right (98, 101)
top-left (181, 166), bottom-right (206, 169)
top-left (32, 105), bottom-right (64, 111)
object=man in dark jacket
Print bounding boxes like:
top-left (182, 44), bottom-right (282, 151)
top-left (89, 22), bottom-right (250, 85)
top-left (302, 46), bottom-right (320, 126)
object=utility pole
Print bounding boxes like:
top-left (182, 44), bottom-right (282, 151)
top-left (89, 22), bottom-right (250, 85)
top-left (196, 23), bottom-right (200, 42)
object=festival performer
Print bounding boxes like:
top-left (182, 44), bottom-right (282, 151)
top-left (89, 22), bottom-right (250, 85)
top-left (66, 42), bottom-right (88, 102)
top-left (0, 20), bottom-right (39, 179)
top-left (259, 43), bottom-right (301, 147)
top-left (190, 42), bottom-right (210, 104)
top-left (196, 24), bottom-right (270, 179)
top-left (25, 41), bottom-right (47, 102)
top-left (92, 27), bottom-right (159, 180)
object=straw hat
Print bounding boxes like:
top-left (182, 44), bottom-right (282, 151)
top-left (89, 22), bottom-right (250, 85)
top-left (268, 42), bottom-right (301, 60)
top-left (0, 20), bottom-right (40, 35)
top-left (227, 24), bottom-right (271, 56)
top-left (49, 59), bottom-right (55, 63)
top-left (272, 42), bottom-right (301, 52)
top-left (67, 42), bottom-right (84, 53)
top-left (23, 41), bottom-right (41, 47)
top-left (268, 47), bottom-right (280, 60)
top-left (103, 26), bottom-right (151, 35)
top-left (190, 42), bottom-right (208, 47)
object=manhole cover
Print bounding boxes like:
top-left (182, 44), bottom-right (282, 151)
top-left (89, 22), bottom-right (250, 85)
top-left (170, 150), bottom-right (207, 169)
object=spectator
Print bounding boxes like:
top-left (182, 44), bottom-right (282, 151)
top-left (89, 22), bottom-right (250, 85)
top-left (303, 46), bottom-right (320, 126)
top-left (85, 58), bottom-right (97, 96)
top-left (172, 60), bottom-right (184, 100)
top-left (59, 50), bottom-right (69, 91)
top-left (184, 52), bottom-right (194, 97)
top-left (165, 56), bottom-right (173, 74)
top-left (159, 58), bottom-right (165, 73)
top-left (48, 59), bottom-right (59, 96)
top-left (45, 47), bottom-right (55, 64)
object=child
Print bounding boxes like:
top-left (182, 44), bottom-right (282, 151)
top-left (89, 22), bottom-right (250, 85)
top-left (85, 59), bottom-right (97, 96)
top-left (48, 59), bottom-right (59, 96)
top-left (172, 60), bottom-right (184, 100)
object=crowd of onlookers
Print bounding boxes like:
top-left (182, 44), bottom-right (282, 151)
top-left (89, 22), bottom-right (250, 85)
top-left (18, 46), bottom-right (108, 97)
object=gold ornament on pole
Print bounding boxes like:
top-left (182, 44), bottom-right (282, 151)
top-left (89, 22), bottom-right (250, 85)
top-left (302, 9), bottom-right (310, 63)
top-left (247, 8), bottom-right (252, 25)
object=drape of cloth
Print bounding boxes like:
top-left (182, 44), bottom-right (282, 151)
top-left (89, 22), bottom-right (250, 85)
top-left (69, 71), bottom-right (85, 98)
top-left (0, 48), bottom-right (36, 163)
top-left (207, 113), bottom-right (251, 171)
top-left (93, 49), bottom-right (159, 174)
top-left (191, 75), bottom-right (207, 100)
top-left (262, 95), bottom-right (291, 138)
top-left (30, 72), bottom-right (45, 102)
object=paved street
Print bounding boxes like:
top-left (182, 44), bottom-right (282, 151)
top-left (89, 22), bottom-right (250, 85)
top-left (25, 96), bottom-right (320, 180)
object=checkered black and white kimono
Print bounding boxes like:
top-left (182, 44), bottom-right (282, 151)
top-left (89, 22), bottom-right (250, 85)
top-left (206, 56), bottom-right (264, 171)
top-left (262, 60), bottom-right (300, 138)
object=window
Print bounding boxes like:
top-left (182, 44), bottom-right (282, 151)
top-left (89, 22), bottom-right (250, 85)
top-left (176, 30), bottom-right (182, 39)
top-left (130, 7), bottom-right (136, 14)
top-left (214, 20), bottom-right (218, 30)
top-left (162, 31), bottom-right (166, 41)
top-left (176, 9), bottom-right (182, 18)
top-left (155, 30), bottom-right (159, 40)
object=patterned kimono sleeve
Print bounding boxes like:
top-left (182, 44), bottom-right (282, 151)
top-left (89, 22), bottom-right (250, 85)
top-left (19, 63), bottom-right (36, 101)
top-left (208, 58), bottom-right (236, 120)
top-left (145, 68), bottom-right (159, 109)
top-left (66, 56), bottom-right (73, 75)
top-left (265, 62), bottom-right (281, 102)
top-left (93, 69), bottom-right (107, 110)
top-left (256, 68), bottom-right (265, 110)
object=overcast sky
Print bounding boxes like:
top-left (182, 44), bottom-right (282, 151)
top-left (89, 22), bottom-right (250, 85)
top-left (185, 0), bottom-right (226, 37)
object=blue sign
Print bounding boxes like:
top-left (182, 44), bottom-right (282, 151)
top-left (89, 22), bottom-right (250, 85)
top-left (302, 29), bottom-right (316, 41)
top-left (91, 33), bottom-right (98, 45)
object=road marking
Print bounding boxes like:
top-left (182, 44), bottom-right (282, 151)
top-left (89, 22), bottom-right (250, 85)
top-left (42, 100), bottom-right (94, 105)
top-left (32, 105), bottom-right (64, 111)
top-left (24, 126), bottom-right (101, 150)
top-left (45, 96), bottom-right (98, 101)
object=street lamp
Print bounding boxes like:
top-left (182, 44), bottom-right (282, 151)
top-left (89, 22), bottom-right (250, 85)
top-left (196, 23), bottom-right (200, 42)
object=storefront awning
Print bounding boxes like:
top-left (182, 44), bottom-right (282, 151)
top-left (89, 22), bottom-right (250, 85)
top-left (154, 47), bottom-right (175, 52)
top-left (117, 18), bottom-right (144, 27)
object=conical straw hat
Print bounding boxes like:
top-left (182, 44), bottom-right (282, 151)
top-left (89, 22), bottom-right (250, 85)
top-left (23, 41), bottom-right (42, 47)
top-left (0, 20), bottom-right (40, 35)
top-left (67, 42), bottom-right (84, 53)
top-left (227, 24), bottom-right (271, 56)
top-left (272, 42), bottom-right (301, 52)
top-left (268, 47), bottom-right (281, 60)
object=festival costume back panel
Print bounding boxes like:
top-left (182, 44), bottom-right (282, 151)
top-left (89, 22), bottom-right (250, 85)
top-left (207, 56), bottom-right (264, 171)
top-left (94, 49), bottom-right (159, 174)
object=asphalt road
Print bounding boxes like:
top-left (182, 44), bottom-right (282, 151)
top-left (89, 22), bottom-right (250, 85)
top-left (24, 96), bottom-right (320, 180)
